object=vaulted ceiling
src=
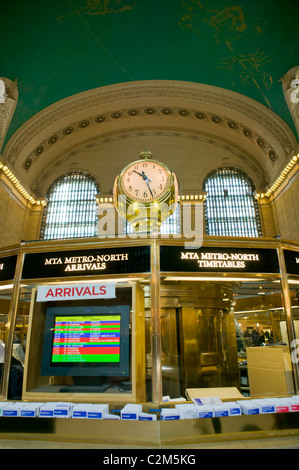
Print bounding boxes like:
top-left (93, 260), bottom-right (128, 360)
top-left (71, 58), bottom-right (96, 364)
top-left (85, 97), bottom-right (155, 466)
top-left (1, 0), bottom-right (298, 197)
top-left (3, 0), bottom-right (298, 137)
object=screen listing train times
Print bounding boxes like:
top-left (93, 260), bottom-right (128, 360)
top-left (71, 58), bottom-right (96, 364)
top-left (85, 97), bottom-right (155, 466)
top-left (51, 315), bottom-right (121, 364)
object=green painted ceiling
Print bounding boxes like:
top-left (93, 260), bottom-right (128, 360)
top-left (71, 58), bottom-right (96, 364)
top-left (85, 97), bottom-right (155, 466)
top-left (2, 0), bottom-right (299, 148)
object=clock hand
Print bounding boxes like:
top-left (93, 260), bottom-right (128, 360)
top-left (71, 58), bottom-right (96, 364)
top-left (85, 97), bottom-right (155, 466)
top-left (133, 170), bottom-right (144, 177)
top-left (133, 170), bottom-right (152, 183)
top-left (144, 178), bottom-right (154, 198)
top-left (132, 170), bottom-right (154, 197)
top-left (140, 171), bottom-right (154, 197)
top-left (141, 171), bottom-right (151, 183)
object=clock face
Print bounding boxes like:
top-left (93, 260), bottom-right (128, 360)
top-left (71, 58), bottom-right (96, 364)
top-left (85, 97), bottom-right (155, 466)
top-left (120, 160), bottom-right (170, 203)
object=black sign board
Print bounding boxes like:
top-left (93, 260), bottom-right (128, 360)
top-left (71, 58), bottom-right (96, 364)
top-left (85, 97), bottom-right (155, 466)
top-left (22, 246), bottom-right (151, 279)
top-left (0, 255), bottom-right (18, 282)
top-left (284, 250), bottom-right (299, 276)
top-left (160, 246), bottom-right (280, 274)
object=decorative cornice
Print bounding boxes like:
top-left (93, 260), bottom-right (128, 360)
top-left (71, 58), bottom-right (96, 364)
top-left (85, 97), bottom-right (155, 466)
top-left (0, 162), bottom-right (46, 206)
top-left (3, 81), bottom-right (296, 167)
top-left (265, 155), bottom-right (299, 197)
top-left (19, 104), bottom-right (283, 174)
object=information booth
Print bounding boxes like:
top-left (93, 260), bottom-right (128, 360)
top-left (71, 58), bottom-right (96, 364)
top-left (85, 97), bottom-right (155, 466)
top-left (0, 237), bottom-right (299, 446)
top-left (20, 244), bottom-right (150, 404)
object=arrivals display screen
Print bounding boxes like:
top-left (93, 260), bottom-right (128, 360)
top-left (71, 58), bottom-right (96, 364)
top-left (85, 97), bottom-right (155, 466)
top-left (41, 305), bottom-right (130, 377)
top-left (51, 315), bottom-right (121, 364)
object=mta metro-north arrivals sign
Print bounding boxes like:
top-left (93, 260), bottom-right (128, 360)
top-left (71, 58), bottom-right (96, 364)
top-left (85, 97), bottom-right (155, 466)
top-left (22, 246), bottom-right (151, 279)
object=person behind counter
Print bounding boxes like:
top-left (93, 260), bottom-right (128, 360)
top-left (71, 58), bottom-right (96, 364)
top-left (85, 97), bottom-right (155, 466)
top-left (251, 328), bottom-right (264, 346)
top-left (264, 330), bottom-right (275, 343)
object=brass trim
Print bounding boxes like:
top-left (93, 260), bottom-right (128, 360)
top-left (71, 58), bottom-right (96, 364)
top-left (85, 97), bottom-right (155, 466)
top-left (278, 246), bottom-right (299, 393)
top-left (1, 236), bottom-right (299, 403)
top-left (151, 239), bottom-right (162, 403)
top-left (0, 414), bottom-right (298, 448)
top-left (0, 252), bottom-right (25, 399)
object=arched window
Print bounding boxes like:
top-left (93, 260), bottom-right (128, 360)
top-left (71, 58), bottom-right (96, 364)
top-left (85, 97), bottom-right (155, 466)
top-left (40, 171), bottom-right (100, 240)
top-left (203, 167), bottom-right (262, 237)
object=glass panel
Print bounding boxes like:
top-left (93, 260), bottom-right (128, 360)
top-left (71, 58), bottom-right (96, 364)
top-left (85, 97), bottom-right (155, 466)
top-left (0, 284), bottom-right (13, 386)
top-left (0, 283), bottom-right (28, 400)
top-left (204, 167), bottom-right (262, 237)
top-left (156, 278), bottom-right (289, 400)
top-left (40, 171), bottom-right (100, 240)
top-left (22, 283), bottom-right (132, 397)
top-left (20, 279), bottom-right (150, 402)
top-left (234, 279), bottom-right (288, 397)
top-left (289, 278), bottom-right (299, 364)
top-left (158, 280), bottom-right (241, 399)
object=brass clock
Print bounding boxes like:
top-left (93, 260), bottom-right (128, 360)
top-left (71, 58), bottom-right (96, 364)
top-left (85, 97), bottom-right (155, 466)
top-left (113, 150), bottom-right (179, 232)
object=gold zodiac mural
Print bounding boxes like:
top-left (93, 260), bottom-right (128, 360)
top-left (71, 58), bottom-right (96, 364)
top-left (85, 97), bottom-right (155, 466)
top-left (57, 0), bottom-right (136, 22)
top-left (219, 49), bottom-right (273, 90)
top-left (180, 1), bottom-right (273, 107)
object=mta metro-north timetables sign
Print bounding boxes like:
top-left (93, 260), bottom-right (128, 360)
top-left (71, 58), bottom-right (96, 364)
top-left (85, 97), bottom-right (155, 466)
top-left (51, 315), bottom-right (121, 364)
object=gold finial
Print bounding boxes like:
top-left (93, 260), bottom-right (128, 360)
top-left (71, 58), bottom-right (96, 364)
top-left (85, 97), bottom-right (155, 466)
top-left (140, 149), bottom-right (152, 159)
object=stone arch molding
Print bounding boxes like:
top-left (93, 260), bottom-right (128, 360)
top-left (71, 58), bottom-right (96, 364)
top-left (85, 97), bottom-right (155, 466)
top-left (29, 128), bottom-right (269, 198)
top-left (2, 80), bottom-right (297, 197)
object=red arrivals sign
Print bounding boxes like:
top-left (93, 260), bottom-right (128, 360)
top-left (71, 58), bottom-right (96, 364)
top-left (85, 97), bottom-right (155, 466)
top-left (37, 283), bottom-right (116, 302)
